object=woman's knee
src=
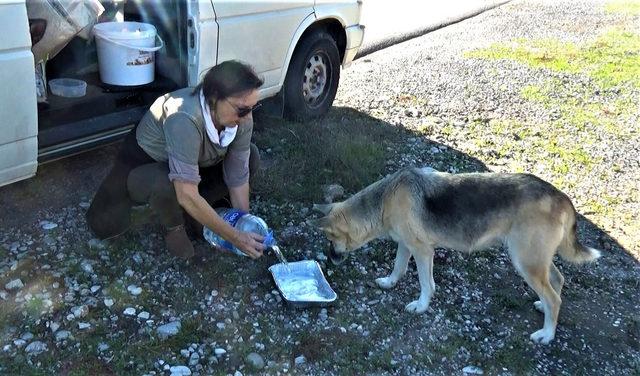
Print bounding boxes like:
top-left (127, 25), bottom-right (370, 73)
top-left (128, 163), bottom-right (176, 204)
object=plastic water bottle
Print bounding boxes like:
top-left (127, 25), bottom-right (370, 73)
top-left (203, 208), bottom-right (276, 257)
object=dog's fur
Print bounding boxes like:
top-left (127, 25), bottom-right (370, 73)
top-left (309, 167), bottom-right (601, 344)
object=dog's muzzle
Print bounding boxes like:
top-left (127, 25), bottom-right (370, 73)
top-left (328, 243), bottom-right (346, 265)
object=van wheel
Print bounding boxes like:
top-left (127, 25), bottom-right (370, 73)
top-left (283, 31), bottom-right (340, 121)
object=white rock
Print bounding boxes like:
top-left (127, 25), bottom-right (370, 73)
top-left (180, 349), bottom-right (190, 357)
top-left (49, 322), bottom-right (60, 333)
top-left (138, 311), bottom-right (150, 320)
top-left (78, 322), bottom-right (91, 330)
top-left (80, 261), bottom-right (94, 273)
top-left (55, 330), bottom-right (71, 341)
top-left (104, 298), bottom-right (115, 307)
top-left (71, 305), bottom-right (89, 319)
top-left (5, 279), bottom-right (24, 291)
top-left (127, 285), bottom-right (142, 296)
top-left (246, 352), bottom-right (265, 369)
top-left (90, 285), bottom-right (101, 293)
top-left (41, 221), bottom-right (58, 230)
top-left (123, 307), bottom-right (136, 316)
top-left (234, 371), bottom-right (243, 376)
top-left (98, 342), bottom-right (110, 352)
top-left (25, 341), bottom-right (48, 355)
top-left (463, 366), bottom-right (484, 375)
top-left (189, 353), bottom-right (200, 366)
top-left (124, 269), bottom-right (135, 277)
top-left (13, 339), bottom-right (27, 348)
top-left (294, 355), bottom-right (306, 365)
top-left (0, 290), bottom-right (8, 300)
top-left (52, 282), bottom-right (60, 289)
top-left (157, 321), bottom-right (181, 339)
top-left (214, 348), bottom-right (226, 356)
top-left (169, 365), bottom-right (191, 376)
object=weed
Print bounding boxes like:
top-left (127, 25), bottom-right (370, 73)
top-left (253, 108), bottom-right (398, 201)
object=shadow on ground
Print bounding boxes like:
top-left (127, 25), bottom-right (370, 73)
top-left (0, 105), bottom-right (638, 374)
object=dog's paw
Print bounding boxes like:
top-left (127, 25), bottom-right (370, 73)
top-left (529, 328), bottom-right (555, 344)
top-left (405, 300), bottom-right (428, 314)
top-left (533, 300), bottom-right (544, 313)
top-left (375, 277), bottom-right (397, 290)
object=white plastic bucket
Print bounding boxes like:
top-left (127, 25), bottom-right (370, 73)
top-left (93, 22), bottom-right (164, 86)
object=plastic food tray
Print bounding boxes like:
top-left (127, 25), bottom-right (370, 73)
top-left (269, 260), bottom-right (337, 308)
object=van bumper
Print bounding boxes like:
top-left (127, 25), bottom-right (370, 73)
top-left (342, 24), bottom-right (365, 67)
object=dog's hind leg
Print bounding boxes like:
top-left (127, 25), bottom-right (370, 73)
top-left (376, 243), bottom-right (411, 289)
top-left (534, 263), bottom-right (564, 313)
top-left (508, 245), bottom-right (561, 344)
top-left (405, 247), bottom-right (435, 314)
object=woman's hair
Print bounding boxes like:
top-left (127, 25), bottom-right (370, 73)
top-left (191, 60), bottom-right (264, 103)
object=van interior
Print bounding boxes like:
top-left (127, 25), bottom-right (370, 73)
top-left (33, 0), bottom-right (188, 161)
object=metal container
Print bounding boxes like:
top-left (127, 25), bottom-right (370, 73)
top-left (269, 260), bottom-right (337, 308)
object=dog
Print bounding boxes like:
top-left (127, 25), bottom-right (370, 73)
top-left (308, 167), bottom-right (601, 344)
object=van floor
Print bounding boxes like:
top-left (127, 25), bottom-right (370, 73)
top-left (38, 72), bottom-right (177, 152)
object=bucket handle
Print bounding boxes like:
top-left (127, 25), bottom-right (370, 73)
top-left (95, 33), bottom-right (164, 52)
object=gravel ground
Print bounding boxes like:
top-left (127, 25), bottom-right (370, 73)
top-left (1, 1), bottom-right (639, 375)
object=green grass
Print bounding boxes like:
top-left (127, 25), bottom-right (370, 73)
top-left (466, 28), bottom-right (640, 88)
top-left (253, 108), bottom-right (400, 201)
top-left (462, 24), bottom-right (640, 227)
top-left (605, 0), bottom-right (640, 14)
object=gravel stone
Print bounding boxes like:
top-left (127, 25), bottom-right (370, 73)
top-left (5, 279), bottom-right (24, 291)
top-left (157, 321), bottom-right (181, 340)
top-left (246, 352), bottom-right (265, 369)
top-left (25, 341), bottom-right (47, 355)
top-left (169, 365), bottom-right (191, 376)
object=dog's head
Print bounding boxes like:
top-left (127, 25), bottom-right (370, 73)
top-left (307, 203), bottom-right (367, 265)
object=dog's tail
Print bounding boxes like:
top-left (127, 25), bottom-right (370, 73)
top-left (557, 211), bottom-right (601, 264)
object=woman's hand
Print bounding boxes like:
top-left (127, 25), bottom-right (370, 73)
top-left (231, 230), bottom-right (266, 259)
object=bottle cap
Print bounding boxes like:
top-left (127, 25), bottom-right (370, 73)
top-left (263, 230), bottom-right (276, 247)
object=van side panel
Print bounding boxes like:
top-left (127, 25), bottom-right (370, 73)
top-left (0, 0), bottom-right (38, 187)
top-left (213, 1), bottom-right (314, 91)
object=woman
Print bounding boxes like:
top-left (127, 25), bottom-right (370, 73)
top-left (87, 60), bottom-right (266, 259)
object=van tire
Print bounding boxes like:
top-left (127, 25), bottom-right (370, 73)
top-left (283, 31), bottom-right (340, 121)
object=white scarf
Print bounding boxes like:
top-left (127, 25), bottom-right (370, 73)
top-left (199, 90), bottom-right (237, 147)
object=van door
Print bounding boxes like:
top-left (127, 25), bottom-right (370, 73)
top-left (186, 0), bottom-right (219, 86)
top-left (0, 0), bottom-right (38, 187)
top-left (212, 1), bottom-right (314, 92)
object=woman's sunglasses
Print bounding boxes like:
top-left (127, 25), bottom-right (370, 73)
top-left (226, 99), bottom-right (262, 118)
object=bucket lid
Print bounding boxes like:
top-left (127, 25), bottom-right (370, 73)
top-left (93, 21), bottom-right (157, 40)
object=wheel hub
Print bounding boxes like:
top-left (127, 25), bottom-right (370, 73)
top-left (302, 53), bottom-right (328, 105)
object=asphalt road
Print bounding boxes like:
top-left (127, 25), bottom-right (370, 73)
top-left (357, 0), bottom-right (510, 58)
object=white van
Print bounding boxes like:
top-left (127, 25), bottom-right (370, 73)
top-left (0, 0), bottom-right (364, 187)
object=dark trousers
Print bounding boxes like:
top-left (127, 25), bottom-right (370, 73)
top-left (87, 128), bottom-right (260, 239)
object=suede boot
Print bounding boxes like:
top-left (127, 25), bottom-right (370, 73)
top-left (165, 225), bottom-right (195, 259)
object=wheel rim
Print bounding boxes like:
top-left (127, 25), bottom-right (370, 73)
top-left (302, 51), bottom-right (331, 108)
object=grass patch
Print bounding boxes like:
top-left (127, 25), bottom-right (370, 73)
top-left (605, 0), bottom-right (640, 14)
top-left (466, 28), bottom-right (640, 88)
top-left (489, 337), bottom-right (535, 374)
top-left (253, 108), bottom-right (401, 201)
top-left (293, 329), bottom-right (394, 373)
top-left (461, 23), bottom-right (639, 234)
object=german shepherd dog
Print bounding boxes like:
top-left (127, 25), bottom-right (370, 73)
top-left (308, 167), bottom-right (600, 344)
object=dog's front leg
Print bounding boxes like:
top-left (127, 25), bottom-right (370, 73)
top-left (405, 249), bottom-right (435, 314)
top-left (375, 242), bottom-right (410, 289)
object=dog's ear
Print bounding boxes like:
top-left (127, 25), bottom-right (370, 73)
top-left (312, 203), bottom-right (334, 215)
top-left (306, 216), bottom-right (332, 230)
